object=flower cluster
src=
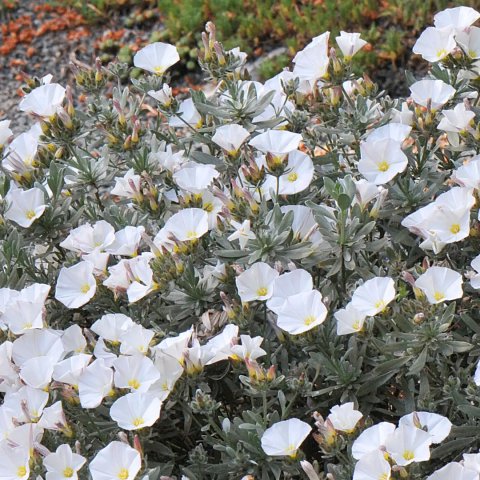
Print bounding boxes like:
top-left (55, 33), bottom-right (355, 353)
top-left (2, 5), bottom-right (480, 480)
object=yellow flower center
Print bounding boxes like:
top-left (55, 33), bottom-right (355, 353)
top-left (256, 287), bottom-right (268, 297)
top-left (436, 48), bottom-right (447, 59)
top-left (379, 474), bottom-right (389, 480)
top-left (287, 444), bottom-right (298, 458)
top-left (161, 381), bottom-right (169, 391)
top-left (374, 300), bottom-right (386, 311)
top-left (287, 172), bottom-right (298, 182)
top-left (17, 466), bottom-right (26, 478)
top-left (403, 450), bottom-right (414, 461)
top-left (23, 322), bottom-right (32, 329)
top-left (469, 49), bottom-right (477, 58)
top-left (203, 202), bottom-right (214, 212)
top-left (133, 417), bottom-right (144, 427)
top-left (118, 468), bottom-right (129, 480)
top-left (434, 291), bottom-right (445, 301)
top-left (128, 378), bottom-right (141, 390)
top-left (377, 161), bottom-right (389, 172)
top-left (304, 315), bottom-right (316, 326)
top-left (25, 210), bottom-right (36, 220)
top-left (186, 230), bottom-right (197, 239)
top-left (153, 66), bottom-right (164, 75)
top-left (63, 467), bottom-right (74, 478)
top-left (352, 320), bottom-right (361, 331)
top-left (450, 223), bottom-right (460, 234)
top-left (80, 284), bottom-right (91, 294)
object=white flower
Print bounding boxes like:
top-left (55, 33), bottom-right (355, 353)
top-left (227, 219), bottom-right (256, 249)
top-left (353, 450), bottom-right (391, 480)
top-left (352, 422), bottom-right (396, 460)
top-left (334, 303), bottom-right (366, 335)
top-left (463, 452), bottom-right (480, 473)
top-left (230, 334), bottom-right (266, 361)
top-left (276, 290), bottom-right (328, 335)
top-left (391, 101), bottom-right (414, 125)
top-left (3, 283), bottom-right (50, 335)
top-left (415, 266), bottom-right (463, 304)
top-left (409, 79), bottom-right (456, 110)
top-left (354, 180), bottom-right (381, 209)
top-left (399, 411), bottom-right (452, 444)
top-left (474, 360), bottom-right (480, 386)
top-left (0, 119), bottom-right (12, 147)
top-left (133, 42), bottom-right (180, 74)
top-left (452, 155), bottom-right (480, 189)
top-left (89, 441), bottom-right (141, 480)
top-left (470, 254), bottom-right (480, 289)
top-left (427, 462), bottom-right (478, 480)
top-left (336, 31), bottom-right (367, 59)
top-left (384, 424), bottom-right (432, 466)
top-left (457, 26), bottom-right (480, 59)
top-left (53, 353), bottom-right (92, 386)
top-left (12, 328), bottom-right (64, 367)
top-left (278, 150), bottom-right (314, 195)
top-left (267, 269), bottom-right (313, 313)
top-left (125, 253), bottom-right (156, 304)
top-left (152, 328), bottom-right (193, 365)
top-left (412, 27), bottom-right (456, 62)
top-left (149, 354), bottom-right (184, 401)
top-left (173, 163), bottom-right (219, 194)
top-left (261, 418), bottom-right (312, 457)
top-left (43, 444), bottom-right (86, 480)
top-left (235, 262), bottom-right (279, 303)
top-left (148, 84), bottom-right (173, 106)
top-left (91, 314), bottom-right (134, 343)
top-left (55, 261), bottom-right (97, 309)
top-left (212, 124), bottom-right (250, 155)
top-left (162, 208), bottom-right (209, 242)
top-left (78, 359), bottom-right (113, 408)
top-left (105, 226), bottom-right (145, 257)
top-left (110, 392), bottom-right (161, 430)
top-left (327, 402), bottom-right (363, 433)
top-left (366, 122), bottom-right (412, 143)
top-left (4, 385), bottom-right (48, 423)
top-left (358, 139), bottom-right (408, 185)
top-left (62, 324), bottom-right (87, 353)
top-left (19, 83), bottom-right (66, 117)
top-left (351, 277), bottom-right (395, 316)
top-left (59, 220), bottom-right (115, 254)
top-left (38, 400), bottom-right (69, 431)
top-left (111, 169), bottom-right (142, 200)
top-left (292, 32), bottom-right (330, 93)
top-left (169, 98), bottom-right (202, 128)
top-left (438, 103), bottom-right (475, 133)
top-left (0, 444), bottom-right (30, 480)
top-left (4, 187), bottom-right (46, 228)
top-left (434, 6), bottom-right (480, 32)
top-left (120, 323), bottom-right (155, 355)
top-left (249, 130), bottom-right (302, 156)
top-left (113, 355), bottom-right (159, 393)
top-left (2, 129), bottom-right (39, 180)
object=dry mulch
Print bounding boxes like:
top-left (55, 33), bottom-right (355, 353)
top-left (0, 0), bottom-right (165, 132)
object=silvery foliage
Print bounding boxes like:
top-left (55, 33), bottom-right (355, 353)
top-left (1, 9), bottom-right (480, 480)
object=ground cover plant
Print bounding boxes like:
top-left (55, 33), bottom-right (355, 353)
top-left (3, 4), bottom-right (480, 480)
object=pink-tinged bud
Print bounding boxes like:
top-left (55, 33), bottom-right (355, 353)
top-left (133, 434), bottom-right (143, 457)
top-left (401, 271), bottom-right (416, 288)
top-left (266, 365), bottom-right (276, 381)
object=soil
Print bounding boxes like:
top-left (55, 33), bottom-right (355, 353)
top-left (0, 0), bottom-right (166, 132)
